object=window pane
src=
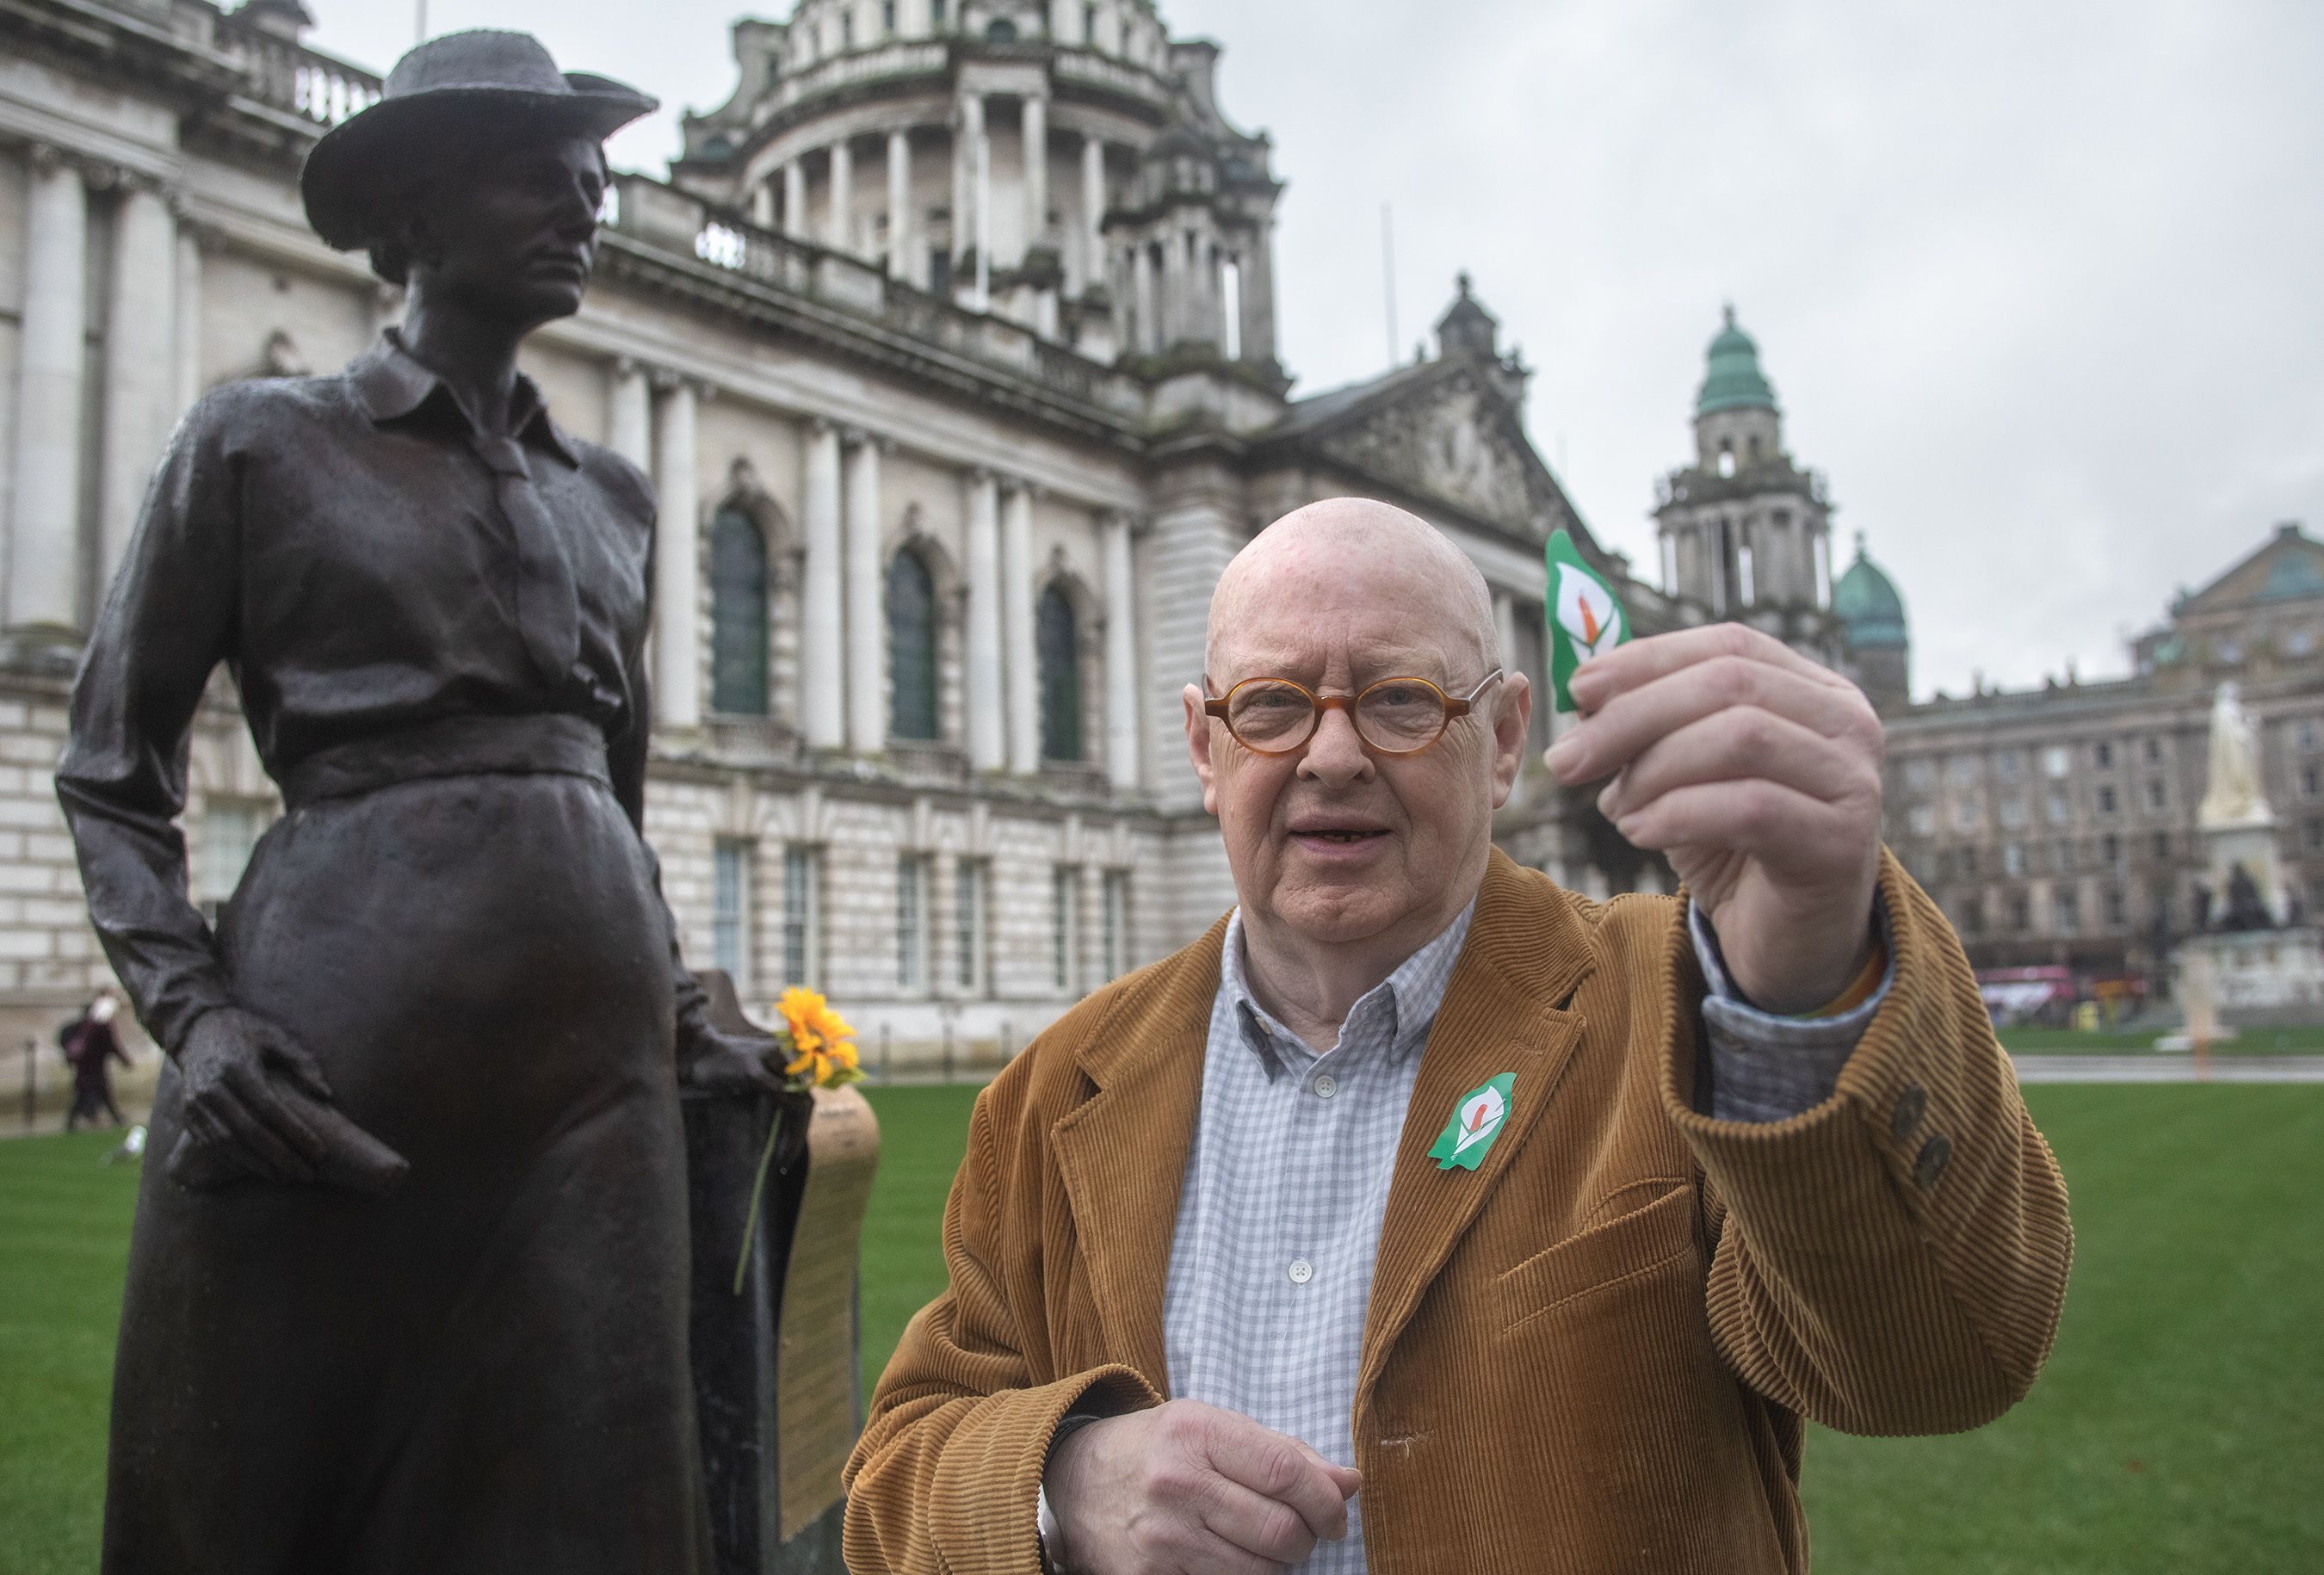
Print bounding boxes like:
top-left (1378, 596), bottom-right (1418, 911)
top-left (887, 549), bottom-right (940, 740)
top-left (956, 859), bottom-right (985, 991)
top-left (1103, 870), bottom-right (1129, 979)
top-left (710, 507), bottom-right (770, 715)
top-left (899, 855), bottom-right (925, 990)
top-left (782, 845), bottom-right (817, 985)
top-left (1037, 584), bottom-right (1083, 761)
top-left (198, 805), bottom-right (266, 910)
top-left (714, 839), bottom-right (752, 986)
top-left (1053, 865), bottom-right (1076, 991)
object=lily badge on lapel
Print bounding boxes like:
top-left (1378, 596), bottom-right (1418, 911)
top-left (1429, 1073), bottom-right (1517, 1171)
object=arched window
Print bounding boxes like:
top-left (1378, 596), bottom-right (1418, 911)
top-left (1037, 584), bottom-right (1083, 762)
top-left (709, 505), bottom-right (769, 715)
top-left (887, 548), bottom-right (940, 741)
top-left (986, 18), bottom-right (1018, 43)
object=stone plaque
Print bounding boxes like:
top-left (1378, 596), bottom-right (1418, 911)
top-left (777, 1086), bottom-right (881, 1537)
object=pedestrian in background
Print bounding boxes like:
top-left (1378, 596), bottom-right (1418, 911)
top-left (65, 987), bottom-right (132, 1132)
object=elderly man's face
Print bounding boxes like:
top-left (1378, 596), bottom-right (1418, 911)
top-left (1187, 533), bottom-right (1530, 950)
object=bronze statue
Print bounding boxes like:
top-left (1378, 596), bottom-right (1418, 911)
top-left (58, 32), bottom-right (779, 1572)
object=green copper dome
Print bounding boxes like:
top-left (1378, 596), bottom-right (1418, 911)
top-left (1696, 304), bottom-right (1778, 417)
top-left (1833, 534), bottom-right (1907, 650)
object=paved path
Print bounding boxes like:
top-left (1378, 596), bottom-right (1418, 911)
top-left (2012, 1053), bottom-right (2324, 1084)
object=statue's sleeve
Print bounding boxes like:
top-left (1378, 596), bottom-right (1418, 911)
top-left (602, 466), bottom-right (720, 1061)
top-left (56, 399), bottom-right (244, 1055)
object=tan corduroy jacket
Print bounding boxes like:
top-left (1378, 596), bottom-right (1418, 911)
top-left (844, 849), bottom-right (2073, 1573)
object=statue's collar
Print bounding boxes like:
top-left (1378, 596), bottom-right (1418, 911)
top-left (348, 331), bottom-right (578, 468)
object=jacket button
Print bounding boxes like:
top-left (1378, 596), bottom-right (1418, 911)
top-left (1893, 1084), bottom-right (1927, 1140)
top-left (1913, 1133), bottom-right (1950, 1189)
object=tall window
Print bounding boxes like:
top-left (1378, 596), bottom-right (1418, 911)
top-left (898, 854), bottom-right (930, 991)
top-left (887, 548), bottom-right (940, 740)
top-left (882, 0), bottom-right (898, 33)
top-left (1102, 869), bottom-right (1131, 980)
top-left (1052, 865), bottom-right (1080, 992)
top-left (930, 0), bottom-right (947, 27)
top-left (1037, 584), bottom-right (1083, 761)
top-left (955, 857), bottom-right (988, 991)
top-left (714, 838), bottom-right (754, 988)
top-left (782, 844), bottom-right (821, 986)
top-left (709, 506), bottom-right (769, 715)
top-left (197, 802), bottom-right (267, 923)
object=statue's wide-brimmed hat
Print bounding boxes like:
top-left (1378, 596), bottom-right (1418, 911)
top-left (301, 30), bottom-right (656, 250)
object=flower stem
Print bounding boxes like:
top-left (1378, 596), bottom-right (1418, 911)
top-left (732, 1102), bottom-right (784, 1297)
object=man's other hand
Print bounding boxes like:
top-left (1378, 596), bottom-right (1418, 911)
top-left (1546, 623), bottom-right (1885, 1013)
top-left (1045, 1399), bottom-right (1362, 1574)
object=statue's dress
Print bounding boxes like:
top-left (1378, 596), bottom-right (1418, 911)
top-left (58, 338), bottom-right (714, 1572)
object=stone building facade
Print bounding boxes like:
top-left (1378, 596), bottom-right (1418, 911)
top-left (1857, 523), bottom-right (2324, 985)
top-left (0, 0), bottom-right (1680, 1059)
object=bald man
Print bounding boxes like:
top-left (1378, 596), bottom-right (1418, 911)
top-left (845, 500), bottom-right (2071, 1575)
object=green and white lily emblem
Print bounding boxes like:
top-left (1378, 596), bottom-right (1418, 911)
top-left (1545, 528), bottom-right (1630, 713)
top-left (1428, 1072), bottom-right (1517, 1172)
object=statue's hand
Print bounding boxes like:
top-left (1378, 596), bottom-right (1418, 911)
top-left (683, 1027), bottom-right (788, 1096)
top-left (175, 1007), bottom-right (336, 1186)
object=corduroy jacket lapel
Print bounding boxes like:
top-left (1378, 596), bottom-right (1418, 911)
top-left (1357, 849), bottom-right (1594, 1399)
top-left (1048, 911), bottom-right (1227, 1392)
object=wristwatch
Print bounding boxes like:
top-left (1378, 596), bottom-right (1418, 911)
top-left (1037, 1411), bottom-right (1109, 1574)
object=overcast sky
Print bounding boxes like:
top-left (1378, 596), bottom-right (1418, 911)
top-left (309, 0), bottom-right (2324, 701)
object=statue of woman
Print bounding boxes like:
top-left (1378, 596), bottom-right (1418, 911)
top-left (58, 33), bottom-right (777, 1572)
top-left (2197, 680), bottom-right (2270, 827)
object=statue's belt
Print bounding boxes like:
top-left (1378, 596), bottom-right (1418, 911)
top-left (279, 713), bottom-right (610, 808)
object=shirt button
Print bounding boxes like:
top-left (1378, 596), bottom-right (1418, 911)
top-left (1314, 1075), bottom-right (1338, 1099)
top-left (1288, 1258), bottom-right (1313, 1285)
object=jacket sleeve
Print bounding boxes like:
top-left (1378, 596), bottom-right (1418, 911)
top-left (1662, 848), bottom-right (2074, 1436)
top-left (843, 1084), bottom-right (1162, 1574)
top-left (55, 398), bottom-right (243, 1055)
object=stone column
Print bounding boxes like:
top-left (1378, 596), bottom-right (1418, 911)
top-left (1103, 511), bottom-right (1140, 792)
top-left (827, 139), bottom-right (854, 253)
top-left (99, 176), bottom-right (178, 587)
top-left (651, 375), bottom-right (702, 729)
top-left (965, 469), bottom-right (1004, 772)
top-left (1239, 218), bottom-right (1279, 365)
top-left (1001, 481), bottom-right (1038, 774)
top-left (1080, 134), bottom-right (1106, 293)
top-left (949, 101), bottom-right (973, 283)
top-left (972, 101), bottom-right (992, 309)
top-left (750, 180), bottom-right (776, 229)
top-left (9, 148), bottom-right (89, 633)
top-left (800, 420), bottom-right (845, 749)
top-left (1022, 94), bottom-right (1048, 253)
top-left (1158, 229), bottom-right (1185, 349)
top-left (1132, 243), bottom-right (1156, 354)
top-left (609, 358), bottom-right (652, 470)
top-left (174, 219), bottom-right (206, 414)
top-left (886, 130), bottom-right (912, 280)
top-left (1493, 590), bottom-right (1517, 674)
top-left (843, 429), bottom-right (887, 754)
top-left (783, 159), bottom-right (807, 240)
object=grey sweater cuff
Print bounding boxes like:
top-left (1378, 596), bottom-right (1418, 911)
top-left (1687, 899), bottom-right (1894, 1123)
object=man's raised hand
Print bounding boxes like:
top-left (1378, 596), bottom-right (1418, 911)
top-left (1544, 623), bottom-right (1885, 1014)
top-left (1044, 1399), bottom-right (1362, 1574)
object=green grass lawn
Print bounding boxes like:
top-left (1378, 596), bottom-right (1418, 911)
top-left (7, 1084), bottom-right (2321, 1572)
top-left (2000, 1025), bottom-right (2324, 1054)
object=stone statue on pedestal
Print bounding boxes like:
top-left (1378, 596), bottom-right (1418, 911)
top-left (57, 33), bottom-right (785, 1572)
top-left (2197, 681), bottom-right (2269, 831)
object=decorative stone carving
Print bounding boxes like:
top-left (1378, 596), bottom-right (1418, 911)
top-left (2197, 681), bottom-right (2269, 829)
top-left (1315, 374), bottom-right (1542, 528)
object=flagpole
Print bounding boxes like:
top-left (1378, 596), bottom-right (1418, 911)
top-left (417, 1), bottom-right (429, 44)
top-left (1381, 202), bottom-right (1399, 369)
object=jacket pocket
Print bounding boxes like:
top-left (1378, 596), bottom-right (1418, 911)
top-left (1490, 1182), bottom-right (1697, 1333)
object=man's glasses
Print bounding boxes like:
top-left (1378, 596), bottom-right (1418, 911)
top-left (1203, 670), bottom-right (1504, 757)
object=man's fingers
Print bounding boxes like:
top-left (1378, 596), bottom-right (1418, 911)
top-left (1569, 621), bottom-right (1843, 712)
top-left (1610, 776), bottom-right (1862, 866)
top-left (1550, 655), bottom-right (1869, 786)
top-left (1207, 1426), bottom-right (1351, 1542)
top-left (1178, 1526), bottom-right (1280, 1575)
top-left (1196, 1473), bottom-right (1323, 1565)
top-left (1597, 707), bottom-right (1877, 824)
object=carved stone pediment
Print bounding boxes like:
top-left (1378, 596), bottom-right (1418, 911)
top-left (1310, 374), bottom-right (1550, 536)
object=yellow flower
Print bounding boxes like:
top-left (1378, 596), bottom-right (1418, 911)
top-left (775, 987), bottom-right (860, 1089)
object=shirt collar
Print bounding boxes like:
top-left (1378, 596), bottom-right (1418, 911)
top-left (1219, 899), bottom-right (1478, 1076)
top-left (347, 330), bottom-right (578, 468)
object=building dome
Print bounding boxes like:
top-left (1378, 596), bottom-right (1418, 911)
top-left (1833, 533), bottom-right (1907, 649)
top-left (1695, 304), bottom-right (1777, 417)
